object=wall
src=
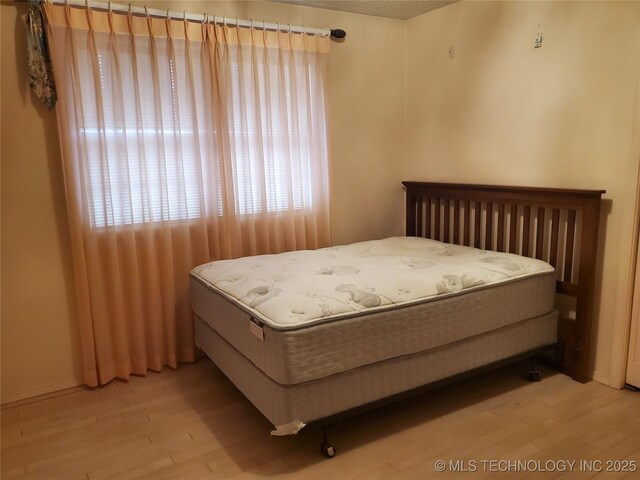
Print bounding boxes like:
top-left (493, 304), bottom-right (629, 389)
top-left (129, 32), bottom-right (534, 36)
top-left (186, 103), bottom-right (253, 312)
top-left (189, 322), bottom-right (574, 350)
top-left (1, 3), bottom-right (84, 402)
top-left (0, 1), bottom-right (405, 403)
top-left (406, 0), bottom-right (640, 386)
top-left (4, 0), bottom-right (637, 403)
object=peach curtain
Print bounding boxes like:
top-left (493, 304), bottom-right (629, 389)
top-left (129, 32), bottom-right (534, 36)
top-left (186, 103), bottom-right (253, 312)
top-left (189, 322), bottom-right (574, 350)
top-left (44, 3), bottom-right (331, 387)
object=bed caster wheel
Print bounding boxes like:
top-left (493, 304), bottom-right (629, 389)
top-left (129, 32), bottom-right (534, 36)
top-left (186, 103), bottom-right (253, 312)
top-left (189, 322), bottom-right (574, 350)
top-left (321, 441), bottom-right (336, 458)
top-left (527, 370), bottom-right (542, 382)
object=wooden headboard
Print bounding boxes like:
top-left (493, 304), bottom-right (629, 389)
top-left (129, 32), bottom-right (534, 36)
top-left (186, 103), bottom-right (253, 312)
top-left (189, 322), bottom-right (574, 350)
top-left (402, 181), bottom-right (605, 383)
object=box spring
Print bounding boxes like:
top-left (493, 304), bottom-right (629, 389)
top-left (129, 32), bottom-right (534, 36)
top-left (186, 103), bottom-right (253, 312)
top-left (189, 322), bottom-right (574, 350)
top-left (195, 311), bottom-right (558, 429)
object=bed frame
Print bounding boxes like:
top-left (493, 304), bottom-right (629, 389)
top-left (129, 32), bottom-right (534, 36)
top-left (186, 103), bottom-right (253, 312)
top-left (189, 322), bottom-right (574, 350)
top-left (194, 181), bottom-right (606, 458)
top-left (403, 181), bottom-right (605, 383)
top-left (305, 182), bottom-right (606, 457)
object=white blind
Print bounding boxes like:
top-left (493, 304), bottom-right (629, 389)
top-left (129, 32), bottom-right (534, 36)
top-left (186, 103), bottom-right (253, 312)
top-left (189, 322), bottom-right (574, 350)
top-left (72, 28), bottom-right (325, 228)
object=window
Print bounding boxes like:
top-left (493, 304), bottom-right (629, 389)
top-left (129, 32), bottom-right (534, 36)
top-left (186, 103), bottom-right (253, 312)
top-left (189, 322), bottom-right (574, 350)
top-left (74, 29), bottom-right (327, 228)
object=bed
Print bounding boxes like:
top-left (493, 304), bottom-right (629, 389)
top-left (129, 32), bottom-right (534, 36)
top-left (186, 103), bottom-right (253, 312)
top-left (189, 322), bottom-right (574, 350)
top-left (190, 181), bottom-right (605, 455)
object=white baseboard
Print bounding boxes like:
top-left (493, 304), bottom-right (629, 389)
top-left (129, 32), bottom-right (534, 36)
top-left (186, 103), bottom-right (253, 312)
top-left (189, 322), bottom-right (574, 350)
top-left (1, 376), bottom-right (83, 406)
top-left (591, 369), bottom-right (614, 388)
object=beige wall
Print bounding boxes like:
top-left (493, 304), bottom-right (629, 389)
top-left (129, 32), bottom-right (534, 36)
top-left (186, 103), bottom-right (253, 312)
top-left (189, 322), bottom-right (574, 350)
top-left (1, 2), bottom-right (84, 402)
top-left (3, 0), bottom-right (638, 403)
top-left (406, 0), bottom-right (640, 386)
top-left (0, 1), bottom-right (405, 403)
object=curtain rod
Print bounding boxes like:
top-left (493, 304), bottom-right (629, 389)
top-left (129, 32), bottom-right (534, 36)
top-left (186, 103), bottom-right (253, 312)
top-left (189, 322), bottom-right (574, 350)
top-left (48, 0), bottom-right (347, 39)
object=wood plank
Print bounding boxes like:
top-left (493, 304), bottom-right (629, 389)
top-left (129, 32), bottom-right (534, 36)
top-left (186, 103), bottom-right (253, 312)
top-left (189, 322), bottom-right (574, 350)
top-left (565, 209), bottom-right (577, 283)
top-left (425, 198), bottom-right (431, 239)
top-left (443, 199), bottom-right (450, 243)
top-left (485, 203), bottom-right (494, 250)
top-left (406, 195), bottom-right (417, 237)
top-left (509, 204), bottom-right (517, 253)
top-left (2, 360), bottom-right (634, 480)
top-left (497, 203), bottom-right (505, 252)
top-left (463, 201), bottom-right (470, 246)
top-left (550, 208), bottom-right (560, 268)
top-left (536, 207), bottom-right (545, 259)
top-left (434, 198), bottom-right (441, 241)
top-left (522, 205), bottom-right (531, 256)
top-left (415, 197), bottom-right (423, 238)
top-left (453, 199), bottom-right (460, 245)
top-left (474, 202), bottom-right (481, 248)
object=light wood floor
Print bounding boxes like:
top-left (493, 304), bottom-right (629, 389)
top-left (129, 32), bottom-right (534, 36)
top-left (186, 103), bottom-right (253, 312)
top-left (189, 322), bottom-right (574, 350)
top-left (1, 359), bottom-right (639, 480)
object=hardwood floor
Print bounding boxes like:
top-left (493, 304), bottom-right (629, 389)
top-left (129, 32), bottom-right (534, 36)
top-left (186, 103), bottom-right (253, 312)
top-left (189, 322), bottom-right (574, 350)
top-left (1, 359), bottom-right (639, 479)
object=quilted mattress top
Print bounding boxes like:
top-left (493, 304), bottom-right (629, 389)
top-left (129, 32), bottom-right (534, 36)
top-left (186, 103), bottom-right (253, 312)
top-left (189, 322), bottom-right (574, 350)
top-left (190, 237), bottom-right (555, 329)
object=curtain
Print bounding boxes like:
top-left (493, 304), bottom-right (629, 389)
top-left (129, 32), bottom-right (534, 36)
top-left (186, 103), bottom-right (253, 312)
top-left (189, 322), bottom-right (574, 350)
top-left (44, 3), bottom-right (331, 387)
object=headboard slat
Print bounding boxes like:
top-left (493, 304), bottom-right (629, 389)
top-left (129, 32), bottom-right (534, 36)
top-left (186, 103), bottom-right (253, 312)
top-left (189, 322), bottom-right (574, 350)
top-left (564, 210), bottom-right (577, 283)
top-left (536, 207), bottom-right (545, 260)
top-left (435, 198), bottom-right (441, 241)
top-left (497, 204), bottom-right (506, 252)
top-left (509, 205), bottom-right (518, 254)
top-left (550, 208), bottom-right (560, 268)
top-left (474, 202), bottom-right (481, 247)
top-left (522, 206), bottom-right (531, 257)
top-left (403, 181), bottom-right (605, 383)
top-left (464, 201), bottom-right (471, 246)
top-left (453, 200), bottom-right (461, 244)
top-left (424, 198), bottom-right (431, 238)
top-left (485, 203), bottom-right (494, 250)
top-left (444, 199), bottom-right (451, 243)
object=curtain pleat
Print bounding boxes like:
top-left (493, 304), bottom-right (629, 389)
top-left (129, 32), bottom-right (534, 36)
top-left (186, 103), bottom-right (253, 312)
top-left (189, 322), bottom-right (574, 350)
top-left (45, 3), bottom-right (331, 387)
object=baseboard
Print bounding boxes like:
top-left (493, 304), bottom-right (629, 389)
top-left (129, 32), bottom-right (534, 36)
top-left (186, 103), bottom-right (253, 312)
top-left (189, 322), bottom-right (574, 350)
top-left (1, 376), bottom-right (84, 406)
top-left (591, 369), bottom-right (614, 388)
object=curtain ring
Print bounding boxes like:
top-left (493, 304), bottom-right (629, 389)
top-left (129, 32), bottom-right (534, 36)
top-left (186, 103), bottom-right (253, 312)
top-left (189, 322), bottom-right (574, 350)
top-left (63, 0), bottom-right (72, 23)
top-left (165, 9), bottom-right (172, 36)
top-left (126, 2), bottom-right (133, 33)
top-left (144, 5), bottom-right (153, 32)
top-left (85, 0), bottom-right (94, 29)
top-left (107, 0), bottom-right (114, 32)
top-left (200, 13), bottom-right (208, 41)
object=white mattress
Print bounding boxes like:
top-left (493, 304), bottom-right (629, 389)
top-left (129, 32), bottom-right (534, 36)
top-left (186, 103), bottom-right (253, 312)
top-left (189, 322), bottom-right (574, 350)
top-left (191, 237), bottom-right (555, 329)
top-left (190, 237), bottom-right (556, 386)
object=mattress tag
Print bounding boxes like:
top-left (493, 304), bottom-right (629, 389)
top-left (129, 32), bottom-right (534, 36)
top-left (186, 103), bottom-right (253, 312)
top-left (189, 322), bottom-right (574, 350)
top-left (249, 319), bottom-right (264, 340)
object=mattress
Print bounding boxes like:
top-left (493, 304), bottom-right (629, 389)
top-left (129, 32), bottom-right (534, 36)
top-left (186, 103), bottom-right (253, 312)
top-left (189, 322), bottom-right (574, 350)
top-left (190, 237), bottom-right (556, 385)
top-left (191, 236), bottom-right (555, 329)
top-left (195, 310), bottom-right (558, 429)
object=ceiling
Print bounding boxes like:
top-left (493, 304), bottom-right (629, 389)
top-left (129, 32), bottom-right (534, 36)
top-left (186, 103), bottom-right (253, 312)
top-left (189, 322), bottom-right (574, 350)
top-left (272, 1), bottom-right (458, 20)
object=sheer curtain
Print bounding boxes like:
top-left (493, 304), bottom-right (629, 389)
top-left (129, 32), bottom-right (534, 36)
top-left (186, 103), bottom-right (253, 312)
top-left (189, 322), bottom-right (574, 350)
top-left (45, 3), bottom-right (331, 387)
